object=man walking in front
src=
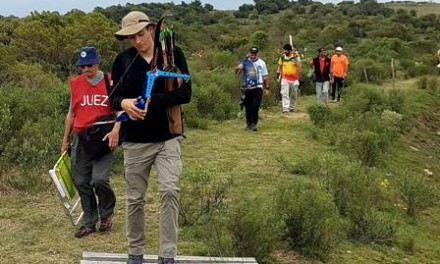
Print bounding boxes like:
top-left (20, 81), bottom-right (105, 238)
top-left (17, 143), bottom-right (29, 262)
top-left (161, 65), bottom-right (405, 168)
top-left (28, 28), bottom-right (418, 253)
top-left (235, 46), bottom-right (270, 132)
top-left (110, 11), bottom-right (192, 264)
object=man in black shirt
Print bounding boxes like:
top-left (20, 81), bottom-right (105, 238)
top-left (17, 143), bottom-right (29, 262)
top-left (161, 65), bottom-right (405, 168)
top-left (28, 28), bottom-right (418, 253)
top-left (110, 11), bottom-right (191, 264)
top-left (310, 47), bottom-right (331, 105)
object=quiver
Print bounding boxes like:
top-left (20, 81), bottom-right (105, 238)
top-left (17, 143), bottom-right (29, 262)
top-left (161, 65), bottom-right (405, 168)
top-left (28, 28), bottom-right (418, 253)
top-left (164, 65), bottom-right (183, 135)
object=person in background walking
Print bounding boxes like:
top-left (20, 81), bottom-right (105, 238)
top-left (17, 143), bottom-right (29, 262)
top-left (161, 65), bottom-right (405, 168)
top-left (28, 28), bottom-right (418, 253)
top-left (277, 43), bottom-right (301, 113)
top-left (235, 46), bottom-right (270, 131)
top-left (330, 46), bottom-right (349, 102)
top-left (310, 47), bottom-right (331, 105)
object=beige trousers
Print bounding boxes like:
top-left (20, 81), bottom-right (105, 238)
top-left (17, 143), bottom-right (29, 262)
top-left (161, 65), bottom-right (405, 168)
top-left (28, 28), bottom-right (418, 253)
top-left (123, 138), bottom-right (182, 257)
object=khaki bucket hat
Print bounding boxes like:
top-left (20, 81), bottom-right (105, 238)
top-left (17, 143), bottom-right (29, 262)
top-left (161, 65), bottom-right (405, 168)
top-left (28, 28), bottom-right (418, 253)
top-left (114, 11), bottom-right (156, 40)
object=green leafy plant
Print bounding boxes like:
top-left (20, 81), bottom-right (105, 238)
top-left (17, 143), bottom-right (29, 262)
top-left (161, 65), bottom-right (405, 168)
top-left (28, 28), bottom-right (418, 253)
top-left (179, 166), bottom-right (234, 226)
top-left (277, 180), bottom-right (344, 261)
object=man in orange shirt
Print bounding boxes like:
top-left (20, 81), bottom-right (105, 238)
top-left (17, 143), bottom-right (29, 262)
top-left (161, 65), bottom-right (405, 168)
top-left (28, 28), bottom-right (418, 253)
top-left (330, 46), bottom-right (349, 102)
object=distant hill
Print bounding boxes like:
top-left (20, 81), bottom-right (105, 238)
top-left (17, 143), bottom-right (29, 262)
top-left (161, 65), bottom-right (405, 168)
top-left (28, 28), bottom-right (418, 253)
top-left (386, 1), bottom-right (440, 16)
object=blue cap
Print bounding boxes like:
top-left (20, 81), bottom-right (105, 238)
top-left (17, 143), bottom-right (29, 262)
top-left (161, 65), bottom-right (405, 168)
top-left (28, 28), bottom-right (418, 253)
top-left (76, 46), bottom-right (100, 66)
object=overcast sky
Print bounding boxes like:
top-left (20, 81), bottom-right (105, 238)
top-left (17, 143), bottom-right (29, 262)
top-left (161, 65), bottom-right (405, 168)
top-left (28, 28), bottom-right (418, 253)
top-left (0, 0), bottom-right (255, 17)
top-left (1, 0), bottom-right (437, 17)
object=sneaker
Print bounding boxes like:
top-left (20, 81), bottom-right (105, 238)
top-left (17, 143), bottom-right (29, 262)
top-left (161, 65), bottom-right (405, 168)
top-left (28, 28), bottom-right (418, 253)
top-left (127, 254), bottom-right (143, 264)
top-left (251, 124), bottom-right (258, 132)
top-left (99, 215), bottom-right (113, 232)
top-left (244, 125), bottom-right (251, 131)
top-left (158, 257), bottom-right (175, 264)
top-left (74, 226), bottom-right (96, 238)
top-left (282, 109), bottom-right (290, 113)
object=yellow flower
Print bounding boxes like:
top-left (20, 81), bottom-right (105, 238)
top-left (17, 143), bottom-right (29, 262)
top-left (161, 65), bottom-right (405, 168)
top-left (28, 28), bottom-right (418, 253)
top-left (381, 179), bottom-right (390, 188)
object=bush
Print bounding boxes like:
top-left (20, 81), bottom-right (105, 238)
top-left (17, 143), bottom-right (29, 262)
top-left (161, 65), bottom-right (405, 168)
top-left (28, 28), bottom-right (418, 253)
top-left (351, 209), bottom-right (397, 245)
top-left (0, 65), bottom-right (67, 192)
top-left (0, 116), bottom-right (63, 191)
top-left (276, 180), bottom-right (344, 261)
top-left (227, 192), bottom-right (282, 263)
top-left (351, 59), bottom-right (390, 85)
top-left (179, 166), bottom-right (234, 226)
top-left (307, 104), bottom-right (332, 128)
top-left (427, 76), bottom-right (439, 93)
top-left (417, 76), bottom-right (428, 90)
top-left (292, 153), bottom-right (399, 244)
top-left (192, 84), bottom-right (237, 121)
top-left (344, 85), bottom-right (388, 114)
top-left (394, 171), bottom-right (436, 216)
top-left (334, 113), bottom-right (401, 167)
top-left (182, 102), bottom-right (209, 129)
top-left (387, 89), bottom-right (405, 113)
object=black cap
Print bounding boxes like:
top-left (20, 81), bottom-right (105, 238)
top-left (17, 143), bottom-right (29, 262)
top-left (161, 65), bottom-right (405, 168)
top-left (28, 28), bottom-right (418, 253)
top-left (249, 46), bottom-right (259, 54)
top-left (318, 47), bottom-right (325, 53)
top-left (283, 43), bottom-right (293, 51)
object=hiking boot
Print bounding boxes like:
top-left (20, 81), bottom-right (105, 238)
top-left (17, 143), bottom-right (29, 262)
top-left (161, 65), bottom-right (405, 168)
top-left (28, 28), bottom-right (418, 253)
top-left (158, 257), bottom-right (175, 264)
top-left (74, 226), bottom-right (96, 238)
top-left (99, 215), bottom-right (113, 232)
top-left (127, 254), bottom-right (143, 264)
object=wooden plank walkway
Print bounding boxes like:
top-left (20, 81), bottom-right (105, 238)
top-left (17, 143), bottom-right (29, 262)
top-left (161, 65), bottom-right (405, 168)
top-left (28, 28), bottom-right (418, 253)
top-left (81, 252), bottom-right (258, 264)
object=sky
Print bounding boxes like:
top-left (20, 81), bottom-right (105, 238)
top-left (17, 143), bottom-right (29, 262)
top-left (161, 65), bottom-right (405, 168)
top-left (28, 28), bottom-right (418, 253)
top-left (1, 0), bottom-right (437, 17)
top-left (0, 0), bottom-right (255, 17)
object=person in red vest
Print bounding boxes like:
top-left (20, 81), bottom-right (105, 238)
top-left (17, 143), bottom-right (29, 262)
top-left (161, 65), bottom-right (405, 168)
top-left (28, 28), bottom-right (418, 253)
top-left (310, 48), bottom-right (331, 105)
top-left (61, 46), bottom-right (119, 238)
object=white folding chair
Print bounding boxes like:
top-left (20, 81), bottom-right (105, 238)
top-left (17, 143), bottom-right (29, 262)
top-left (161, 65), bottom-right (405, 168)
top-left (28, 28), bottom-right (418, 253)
top-left (49, 151), bottom-right (83, 226)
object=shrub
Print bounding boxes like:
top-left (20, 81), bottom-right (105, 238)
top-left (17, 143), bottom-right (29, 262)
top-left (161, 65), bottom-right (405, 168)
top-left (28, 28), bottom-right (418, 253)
top-left (227, 192), bottom-right (282, 263)
top-left (387, 89), bottom-right (405, 113)
top-left (427, 76), bottom-right (439, 93)
top-left (0, 104), bottom-right (12, 155)
top-left (302, 154), bottom-right (399, 243)
top-left (345, 85), bottom-right (388, 114)
top-left (394, 171), bottom-right (436, 216)
top-left (334, 113), bottom-right (401, 167)
top-left (276, 180), bottom-right (344, 261)
top-left (417, 76), bottom-right (428, 90)
top-left (179, 166), bottom-right (234, 226)
top-left (351, 59), bottom-right (390, 85)
top-left (192, 84), bottom-right (236, 121)
top-left (182, 102), bottom-right (209, 129)
top-left (351, 209), bottom-right (397, 245)
top-left (212, 50), bottom-right (237, 69)
top-left (0, 116), bottom-right (63, 191)
top-left (307, 104), bottom-right (332, 128)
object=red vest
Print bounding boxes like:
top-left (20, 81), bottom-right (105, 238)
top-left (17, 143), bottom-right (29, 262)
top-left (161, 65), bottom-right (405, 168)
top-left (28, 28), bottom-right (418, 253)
top-left (70, 74), bottom-right (111, 134)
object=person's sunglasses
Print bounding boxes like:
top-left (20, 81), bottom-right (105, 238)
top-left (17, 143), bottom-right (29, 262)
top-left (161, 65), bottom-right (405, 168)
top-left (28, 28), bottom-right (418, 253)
top-left (80, 64), bottom-right (94, 69)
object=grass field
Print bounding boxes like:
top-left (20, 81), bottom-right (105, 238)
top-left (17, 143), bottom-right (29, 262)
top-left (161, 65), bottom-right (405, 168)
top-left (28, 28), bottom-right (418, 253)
top-left (386, 2), bottom-right (440, 16)
top-left (0, 80), bottom-right (439, 264)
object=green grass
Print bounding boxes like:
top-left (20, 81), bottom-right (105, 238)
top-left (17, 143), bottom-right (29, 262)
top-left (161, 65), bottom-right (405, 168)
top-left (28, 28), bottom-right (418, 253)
top-left (386, 2), bottom-right (440, 16)
top-left (0, 82), bottom-right (439, 264)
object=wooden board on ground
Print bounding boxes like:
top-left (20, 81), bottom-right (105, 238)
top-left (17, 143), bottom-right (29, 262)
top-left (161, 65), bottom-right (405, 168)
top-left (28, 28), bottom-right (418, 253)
top-left (81, 252), bottom-right (258, 264)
